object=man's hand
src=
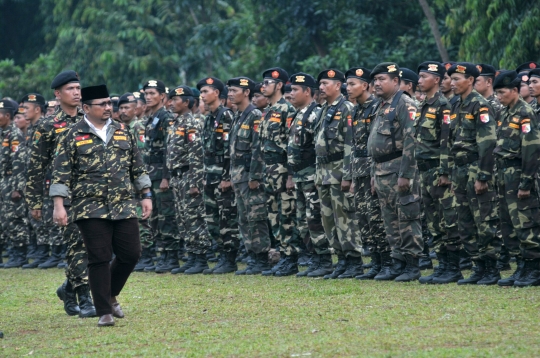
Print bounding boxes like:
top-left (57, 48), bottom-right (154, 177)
top-left (474, 180), bottom-right (488, 195)
top-left (53, 205), bottom-right (68, 227)
top-left (371, 177), bottom-right (376, 195)
top-left (518, 189), bottom-right (531, 200)
top-left (190, 187), bottom-right (200, 197)
top-left (221, 180), bottom-right (232, 192)
top-left (159, 178), bottom-right (169, 191)
top-left (341, 180), bottom-right (351, 192)
top-left (286, 175), bottom-right (295, 194)
top-left (249, 180), bottom-right (260, 190)
top-left (397, 177), bottom-right (410, 192)
top-left (11, 191), bottom-right (21, 202)
top-left (437, 174), bottom-right (451, 187)
top-left (140, 199), bottom-right (152, 219)
top-left (31, 209), bottom-right (42, 221)
top-left (349, 182), bottom-right (355, 194)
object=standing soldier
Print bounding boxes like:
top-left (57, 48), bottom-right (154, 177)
top-left (367, 62), bottom-right (423, 282)
top-left (475, 64), bottom-right (504, 113)
top-left (492, 70), bottom-right (540, 287)
top-left (315, 69), bottom-right (364, 279)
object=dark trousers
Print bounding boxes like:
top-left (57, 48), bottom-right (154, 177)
top-left (76, 218), bottom-right (141, 316)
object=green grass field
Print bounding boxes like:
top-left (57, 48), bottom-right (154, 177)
top-left (1, 262), bottom-right (539, 357)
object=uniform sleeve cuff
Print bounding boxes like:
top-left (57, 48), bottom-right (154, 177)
top-left (49, 184), bottom-right (69, 198)
top-left (477, 173), bottom-right (491, 181)
top-left (134, 175), bottom-right (152, 191)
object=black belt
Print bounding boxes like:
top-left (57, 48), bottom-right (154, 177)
top-left (354, 149), bottom-right (369, 157)
top-left (372, 152), bottom-right (402, 163)
top-left (454, 153), bottom-right (479, 167)
top-left (292, 156), bottom-right (316, 172)
top-left (497, 157), bottom-right (521, 168)
top-left (204, 156), bottom-right (224, 165)
top-left (263, 152), bottom-right (287, 165)
top-left (417, 159), bottom-right (439, 172)
top-left (232, 156), bottom-right (251, 167)
top-left (171, 166), bottom-right (189, 177)
top-left (144, 154), bottom-right (163, 164)
top-left (317, 151), bottom-right (344, 164)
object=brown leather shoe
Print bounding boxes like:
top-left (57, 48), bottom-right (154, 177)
top-left (111, 303), bottom-right (124, 318)
top-left (97, 314), bottom-right (115, 327)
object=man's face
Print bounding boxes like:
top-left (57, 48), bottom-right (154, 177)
top-left (261, 79), bottom-right (281, 98)
top-left (319, 79), bottom-right (341, 100)
top-left (55, 83), bottom-right (81, 108)
top-left (135, 100), bottom-right (145, 117)
top-left (418, 72), bottom-right (438, 93)
top-left (474, 76), bottom-right (490, 95)
top-left (227, 86), bottom-right (246, 106)
top-left (169, 96), bottom-right (188, 114)
top-left (119, 102), bottom-right (137, 123)
top-left (200, 86), bottom-right (219, 105)
top-left (0, 111), bottom-right (11, 128)
top-left (346, 78), bottom-right (367, 101)
top-left (284, 92), bottom-right (292, 103)
top-left (289, 85), bottom-right (310, 108)
top-left (22, 102), bottom-right (40, 121)
top-left (495, 87), bottom-right (517, 107)
top-left (373, 74), bottom-right (397, 97)
top-left (441, 73), bottom-right (452, 93)
top-left (450, 73), bottom-right (473, 96)
top-left (84, 97), bottom-right (112, 122)
top-left (144, 88), bottom-right (164, 108)
top-left (252, 93), bottom-right (268, 109)
top-left (14, 114), bottom-right (28, 130)
top-left (528, 77), bottom-right (540, 98)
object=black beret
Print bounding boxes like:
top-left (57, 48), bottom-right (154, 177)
top-left (0, 99), bottom-right (16, 113)
top-left (341, 83), bottom-right (347, 96)
top-left (317, 69), bottom-right (345, 83)
top-left (118, 93), bottom-right (137, 106)
top-left (400, 68), bottom-right (419, 85)
top-left (169, 85), bottom-right (194, 99)
top-left (345, 67), bottom-right (371, 83)
top-left (477, 64), bottom-right (496, 76)
top-left (417, 61), bottom-right (445, 78)
top-left (227, 77), bottom-right (255, 92)
top-left (132, 91), bottom-right (146, 103)
top-left (50, 70), bottom-right (80, 89)
top-left (516, 62), bottom-right (540, 73)
top-left (191, 87), bottom-right (200, 98)
top-left (289, 72), bottom-right (317, 88)
top-left (370, 62), bottom-right (400, 79)
top-left (447, 62), bottom-right (480, 78)
top-left (81, 84), bottom-right (110, 102)
top-left (253, 83), bottom-right (263, 94)
top-left (21, 93), bottom-right (46, 106)
top-left (493, 70), bottom-right (520, 89)
top-left (220, 86), bottom-right (228, 99)
top-left (262, 67), bottom-right (289, 82)
top-left (284, 84), bottom-right (292, 93)
top-left (143, 79), bottom-right (166, 93)
top-left (17, 106), bottom-right (25, 115)
top-left (196, 77), bottom-right (224, 94)
top-left (442, 62), bottom-right (455, 73)
top-left (47, 99), bottom-right (58, 108)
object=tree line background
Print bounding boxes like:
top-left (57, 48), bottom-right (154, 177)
top-left (0, 0), bottom-right (538, 99)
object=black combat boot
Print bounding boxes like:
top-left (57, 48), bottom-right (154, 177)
top-left (498, 257), bottom-right (524, 286)
top-left (297, 254), bottom-right (318, 277)
top-left (432, 250), bottom-right (463, 284)
top-left (56, 279), bottom-right (80, 316)
top-left (477, 258), bottom-right (501, 285)
top-left (23, 245), bottom-right (50, 269)
top-left (235, 252), bottom-right (256, 275)
top-left (39, 244), bottom-right (63, 269)
top-left (395, 255), bottom-right (421, 282)
top-left (247, 252), bottom-right (272, 275)
top-left (297, 251), bottom-right (311, 267)
top-left (206, 249), bottom-right (218, 263)
top-left (338, 255), bottom-right (364, 279)
top-left (419, 251), bottom-right (447, 284)
top-left (26, 242), bottom-right (38, 259)
top-left (204, 251), bottom-right (226, 275)
top-left (3, 246), bottom-right (28, 268)
top-left (459, 249), bottom-right (473, 270)
top-left (212, 250), bottom-right (238, 274)
top-left (275, 254), bottom-right (299, 277)
top-left (146, 251), bottom-right (165, 272)
top-left (374, 252), bottom-right (398, 281)
top-left (261, 254), bottom-right (287, 276)
top-left (307, 254), bottom-right (334, 277)
top-left (133, 247), bottom-right (154, 272)
top-left (497, 245), bottom-right (512, 271)
top-left (356, 252), bottom-right (382, 280)
top-left (457, 259), bottom-right (485, 285)
top-left (323, 255), bottom-right (346, 279)
top-left (76, 284), bottom-right (97, 318)
top-left (155, 250), bottom-right (180, 273)
top-left (514, 259), bottom-right (540, 287)
top-left (419, 242), bottom-right (433, 270)
top-left (172, 253), bottom-right (196, 274)
top-left (236, 246), bottom-right (249, 263)
top-left (184, 254), bottom-right (209, 274)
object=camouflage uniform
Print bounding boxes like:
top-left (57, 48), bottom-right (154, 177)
top-left (259, 97), bottom-right (300, 255)
top-left (315, 94), bottom-right (362, 257)
top-left (487, 94), bottom-right (504, 114)
top-left (230, 104), bottom-right (270, 254)
top-left (494, 98), bottom-right (540, 259)
top-left (351, 95), bottom-right (387, 254)
top-left (202, 105), bottom-right (238, 252)
top-left (288, 102), bottom-right (329, 254)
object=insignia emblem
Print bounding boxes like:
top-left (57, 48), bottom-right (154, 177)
top-left (139, 135), bottom-right (145, 142)
top-left (28, 94), bottom-right (37, 101)
top-left (328, 70), bottom-right (336, 78)
top-left (206, 78), bottom-right (214, 85)
top-left (127, 95), bottom-right (135, 101)
top-left (147, 80), bottom-right (158, 87)
top-left (0, 102), bottom-right (3, 108)
top-left (530, 63), bottom-right (537, 69)
top-left (399, 71), bottom-right (403, 77)
top-left (456, 65), bottom-right (467, 74)
top-left (48, 101), bottom-right (56, 107)
top-left (409, 110), bottom-right (416, 121)
top-left (476, 65), bottom-right (482, 73)
top-left (387, 65), bottom-right (397, 73)
top-left (480, 113), bottom-right (490, 123)
top-left (133, 92), bottom-right (140, 98)
top-left (271, 71), bottom-right (279, 79)
top-left (18, 107), bottom-right (25, 114)
top-left (443, 114), bottom-right (450, 124)
top-left (355, 69), bottom-right (364, 77)
top-left (175, 88), bottom-right (184, 96)
top-left (522, 123), bottom-right (531, 133)
top-left (239, 78), bottom-right (249, 86)
top-left (295, 75), bottom-right (305, 83)
top-left (427, 64), bottom-right (438, 72)
top-left (111, 96), bottom-right (119, 101)
top-left (214, 120), bottom-right (219, 128)
top-left (495, 71), bottom-right (500, 77)
top-left (445, 63), bottom-right (452, 70)
top-left (522, 75), bottom-right (529, 82)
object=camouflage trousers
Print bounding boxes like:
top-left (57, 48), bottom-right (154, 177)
top-left (65, 206), bottom-right (88, 289)
top-left (172, 174), bottom-right (211, 254)
top-left (496, 164), bottom-right (540, 260)
top-left (374, 172), bottom-right (423, 260)
top-left (233, 181), bottom-right (270, 254)
top-left (353, 176), bottom-right (387, 254)
top-left (1, 180), bottom-right (30, 247)
top-left (453, 162), bottom-right (501, 261)
top-left (419, 167), bottom-right (461, 253)
top-left (149, 180), bottom-right (177, 251)
top-left (264, 169), bottom-right (300, 255)
top-left (295, 180), bottom-right (329, 255)
top-left (319, 184), bottom-right (363, 258)
top-left (41, 197), bottom-right (64, 246)
top-left (203, 177), bottom-right (239, 252)
top-left (136, 204), bottom-right (152, 250)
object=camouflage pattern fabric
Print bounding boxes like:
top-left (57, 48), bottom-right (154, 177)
top-left (64, 206), bottom-right (88, 289)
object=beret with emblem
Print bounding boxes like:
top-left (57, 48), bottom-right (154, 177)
top-left (493, 70), bottom-right (520, 90)
top-left (47, 100), bottom-right (57, 108)
top-left (476, 63), bottom-right (496, 77)
top-left (110, 94), bottom-right (120, 110)
top-left (196, 77), bottom-right (224, 94)
top-left (17, 106), bottom-right (25, 114)
top-left (169, 85), bottom-right (194, 99)
top-left (0, 99), bottom-right (17, 114)
top-left (345, 67), bottom-right (371, 82)
top-left (518, 71), bottom-right (530, 83)
top-left (317, 69), bottom-right (345, 83)
top-left (262, 67), bottom-right (289, 82)
top-left (516, 62), bottom-right (540, 73)
top-left (133, 91), bottom-right (146, 104)
top-left (370, 62), bottom-right (400, 79)
top-left (143, 79), bottom-right (166, 93)
top-left (400, 68), bottom-right (419, 85)
top-left (118, 92), bottom-right (138, 106)
top-left (289, 72), bottom-right (317, 88)
top-left (442, 62), bottom-right (455, 72)
top-left (81, 84), bottom-right (110, 102)
top-left (253, 82), bottom-right (263, 94)
top-left (447, 62), bottom-right (480, 78)
top-left (227, 77), bottom-right (255, 92)
top-left (50, 70), bottom-right (80, 89)
top-left (21, 93), bottom-right (46, 105)
top-left (417, 61), bottom-right (445, 78)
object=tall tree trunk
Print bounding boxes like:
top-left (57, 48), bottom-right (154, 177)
top-left (418, 0), bottom-right (449, 62)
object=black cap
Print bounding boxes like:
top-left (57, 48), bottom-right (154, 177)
top-left (262, 67), bottom-right (289, 82)
top-left (447, 62), bottom-right (480, 78)
top-left (493, 70), bottom-right (520, 89)
top-left (21, 93), bottom-right (46, 105)
top-left (417, 61), bottom-right (445, 78)
top-left (289, 72), bottom-right (317, 88)
top-left (253, 83), bottom-right (263, 94)
top-left (370, 62), bottom-right (400, 79)
top-left (0, 99), bottom-right (16, 113)
top-left (400, 68), bottom-right (419, 85)
top-left (47, 99), bottom-right (57, 108)
top-left (220, 86), bottom-right (228, 99)
top-left (196, 77), bottom-right (225, 95)
top-left (143, 79), bottom-right (166, 93)
top-left (191, 87), bottom-right (200, 98)
top-left (81, 84), bottom-right (110, 102)
top-left (442, 62), bottom-right (456, 73)
top-left (477, 64), bottom-right (496, 77)
top-left (345, 67), bottom-right (371, 83)
top-left (118, 93), bottom-right (138, 106)
top-left (169, 85), bottom-right (194, 99)
top-left (284, 84), bottom-right (292, 93)
top-left (317, 69), bottom-right (345, 83)
top-left (529, 69), bottom-right (540, 80)
top-left (516, 62), bottom-right (540, 73)
top-left (227, 77), bottom-right (255, 92)
top-left (51, 70), bottom-right (80, 89)
top-left (17, 106), bottom-right (25, 115)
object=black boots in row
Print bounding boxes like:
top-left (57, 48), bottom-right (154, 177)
top-left (0, 244), bottom-right (68, 269)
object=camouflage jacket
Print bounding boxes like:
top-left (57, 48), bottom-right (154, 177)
top-left (143, 106), bottom-right (175, 182)
top-left (230, 104), bottom-right (263, 184)
top-left (351, 95), bottom-right (379, 178)
top-left (414, 92), bottom-right (451, 172)
top-left (494, 98), bottom-right (540, 190)
top-left (11, 120), bottom-right (40, 193)
top-left (530, 98), bottom-right (540, 119)
top-left (167, 112), bottom-right (204, 187)
top-left (202, 105), bottom-right (233, 183)
top-left (314, 94), bottom-right (354, 185)
top-left (50, 118), bottom-right (151, 221)
top-left (128, 117), bottom-right (146, 151)
top-left (487, 93), bottom-right (504, 114)
top-left (0, 124), bottom-right (24, 183)
top-left (447, 91), bottom-right (496, 181)
top-left (26, 107), bottom-right (84, 210)
top-left (367, 90), bottom-right (418, 178)
top-left (287, 102), bottom-right (320, 182)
